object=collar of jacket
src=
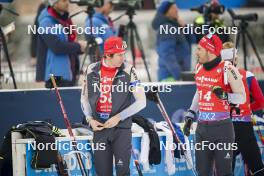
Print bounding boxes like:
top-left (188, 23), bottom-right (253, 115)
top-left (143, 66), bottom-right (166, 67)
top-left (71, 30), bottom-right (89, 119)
top-left (203, 57), bottom-right (222, 71)
top-left (48, 6), bottom-right (70, 21)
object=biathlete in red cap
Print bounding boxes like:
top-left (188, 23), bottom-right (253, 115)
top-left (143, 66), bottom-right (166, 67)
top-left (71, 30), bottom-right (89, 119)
top-left (80, 36), bottom-right (146, 176)
top-left (183, 34), bottom-right (246, 176)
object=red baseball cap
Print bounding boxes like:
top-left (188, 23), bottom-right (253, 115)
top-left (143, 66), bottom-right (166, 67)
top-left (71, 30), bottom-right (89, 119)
top-left (104, 36), bottom-right (127, 55)
top-left (199, 34), bottom-right (223, 56)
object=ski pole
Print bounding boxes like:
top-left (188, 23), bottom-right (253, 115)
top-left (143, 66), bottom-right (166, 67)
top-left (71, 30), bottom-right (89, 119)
top-left (156, 95), bottom-right (198, 176)
top-left (131, 148), bottom-right (143, 176)
top-left (146, 89), bottom-right (198, 176)
top-left (50, 74), bottom-right (88, 176)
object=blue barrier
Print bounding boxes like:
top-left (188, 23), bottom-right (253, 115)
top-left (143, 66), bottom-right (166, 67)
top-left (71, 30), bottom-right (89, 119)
top-left (24, 131), bottom-right (264, 176)
top-left (0, 81), bottom-right (263, 143)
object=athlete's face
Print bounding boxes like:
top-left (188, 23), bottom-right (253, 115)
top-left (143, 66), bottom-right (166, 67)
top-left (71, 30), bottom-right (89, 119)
top-left (103, 2), bottom-right (113, 16)
top-left (166, 4), bottom-right (178, 20)
top-left (195, 45), bottom-right (209, 64)
top-left (54, 0), bottom-right (69, 13)
top-left (109, 52), bottom-right (125, 67)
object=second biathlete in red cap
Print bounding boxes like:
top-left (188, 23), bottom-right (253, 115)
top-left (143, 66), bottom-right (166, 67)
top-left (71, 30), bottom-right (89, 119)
top-left (183, 34), bottom-right (246, 176)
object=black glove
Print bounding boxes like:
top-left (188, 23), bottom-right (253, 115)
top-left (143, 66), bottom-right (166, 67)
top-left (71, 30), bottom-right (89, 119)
top-left (145, 86), bottom-right (159, 103)
top-left (183, 109), bottom-right (196, 136)
top-left (211, 86), bottom-right (228, 100)
top-left (230, 103), bottom-right (241, 116)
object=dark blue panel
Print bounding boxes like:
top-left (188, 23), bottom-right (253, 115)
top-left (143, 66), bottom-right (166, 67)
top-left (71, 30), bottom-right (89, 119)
top-left (0, 81), bottom-right (263, 144)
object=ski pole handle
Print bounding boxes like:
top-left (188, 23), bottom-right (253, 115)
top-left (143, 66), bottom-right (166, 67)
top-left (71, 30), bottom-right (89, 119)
top-left (50, 74), bottom-right (58, 88)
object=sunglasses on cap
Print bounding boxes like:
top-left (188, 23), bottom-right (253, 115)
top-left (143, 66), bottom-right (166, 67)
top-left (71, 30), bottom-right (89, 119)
top-left (116, 41), bottom-right (127, 50)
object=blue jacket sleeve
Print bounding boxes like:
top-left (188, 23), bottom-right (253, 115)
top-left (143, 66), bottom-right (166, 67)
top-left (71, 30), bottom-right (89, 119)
top-left (40, 34), bottom-right (82, 55)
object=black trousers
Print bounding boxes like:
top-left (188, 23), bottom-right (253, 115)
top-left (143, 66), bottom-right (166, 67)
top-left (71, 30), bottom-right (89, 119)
top-left (195, 118), bottom-right (235, 176)
top-left (232, 122), bottom-right (264, 176)
top-left (93, 127), bottom-right (132, 176)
